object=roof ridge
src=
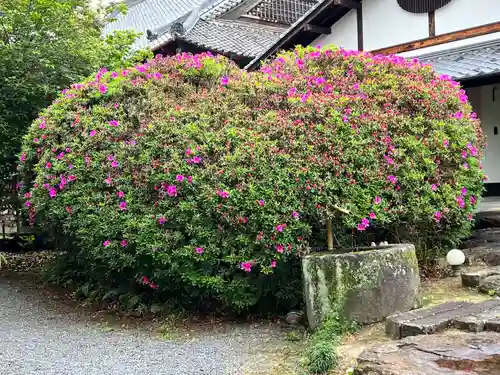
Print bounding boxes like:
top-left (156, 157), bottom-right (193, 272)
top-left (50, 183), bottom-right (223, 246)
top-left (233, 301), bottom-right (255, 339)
top-left (204, 17), bottom-right (286, 31)
top-left (416, 38), bottom-right (500, 59)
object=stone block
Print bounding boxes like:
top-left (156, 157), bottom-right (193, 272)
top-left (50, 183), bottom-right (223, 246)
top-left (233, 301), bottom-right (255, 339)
top-left (453, 300), bottom-right (500, 332)
top-left (479, 274), bottom-right (500, 295)
top-left (461, 267), bottom-right (500, 288)
top-left (302, 244), bottom-right (421, 330)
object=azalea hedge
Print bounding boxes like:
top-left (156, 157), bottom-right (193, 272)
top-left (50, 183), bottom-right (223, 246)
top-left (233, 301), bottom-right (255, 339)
top-left (18, 46), bottom-right (486, 311)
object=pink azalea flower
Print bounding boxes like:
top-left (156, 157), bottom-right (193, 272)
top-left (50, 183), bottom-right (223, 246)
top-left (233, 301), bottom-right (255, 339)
top-left (288, 87), bottom-right (297, 97)
top-left (119, 201), bottom-right (127, 210)
top-left (217, 190), bottom-right (230, 198)
top-left (195, 247), bottom-right (204, 254)
top-left (454, 111), bottom-right (463, 119)
top-left (109, 120), bottom-right (119, 127)
top-left (431, 184), bottom-right (437, 191)
top-left (275, 224), bottom-right (286, 232)
top-left (240, 262), bottom-right (252, 272)
top-left (68, 175), bottom-right (76, 181)
top-left (49, 188), bottom-right (57, 198)
top-left (461, 187), bottom-right (467, 196)
top-left (258, 200), bottom-right (265, 207)
top-left (192, 156), bottom-right (202, 164)
top-left (20, 153), bottom-right (26, 162)
top-left (369, 212), bottom-right (376, 219)
top-left (24, 192), bottom-right (32, 199)
top-left (103, 240), bottom-right (111, 247)
top-left (185, 148), bottom-right (191, 156)
top-left (275, 244), bottom-right (284, 253)
top-left (24, 201), bottom-right (31, 207)
top-left (374, 196), bottom-right (382, 205)
top-left (167, 185), bottom-right (177, 197)
top-left (117, 191), bottom-right (125, 198)
top-left (461, 151), bottom-right (467, 159)
top-left (33, 138), bottom-right (39, 143)
top-left (470, 196), bottom-right (477, 205)
top-left (150, 282), bottom-right (159, 290)
top-left (187, 176), bottom-right (193, 183)
top-left (105, 176), bottom-right (112, 185)
top-left (456, 196), bottom-right (465, 208)
top-left (292, 211), bottom-right (300, 218)
top-left (45, 162), bottom-right (52, 169)
top-left (467, 213), bottom-right (474, 221)
top-left (434, 211), bottom-right (442, 222)
top-left (99, 84), bottom-right (107, 94)
top-left (39, 120), bottom-right (46, 129)
top-left (111, 160), bottom-right (118, 168)
top-left (220, 76), bottom-right (229, 85)
top-left (443, 139), bottom-right (449, 148)
top-left (107, 155), bottom-right (114, 161)
top-left (68, 164), bottom-right (74, 169)
top-left (89, 130), bottom-right (97, 137)
top-left (158, 216), bottom-right (166, 225)
top-left (153, 72), bottom-right (162, 80)
top-left (111, 72), bottom-right (118, 78)
top-left (176, 175), bottom-right (184, 182)
top-left (387, 175), bottom-right (397, 184)
top-left (120, 240), bottom-right (128, 247)
top-left (271, 260), bottom-right (277, 268)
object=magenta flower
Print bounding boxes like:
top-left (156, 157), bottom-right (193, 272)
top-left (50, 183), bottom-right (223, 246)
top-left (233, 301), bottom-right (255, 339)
top-left (192, 156), bottom-right (202, 164)
top-left (357, 218), bottom-right (370, 231)
top-left (46, 162), bottom-right (52, 169)
top-left (109, 120), bottom-right (119, 127)
top-left (33, 138), bottom-right (39, 143)
top-left (111, 160), bottom-right (118, 168)
top-left (68, 164), bottom-right (74, 169)
top-left (119, 201), bottom-right (127, 210)
top-left (24, 201), bottom-right (31, 207)
top-left (117, 191), bottom-right (125, 198)
top-left (158, 216), bottom-right (166, 225)
top-left (187, 176), bottom-right (193, 183)
top-left (176, 175), bottom-right (185, 182)
top-left (434, 211), bottom-right (442, 222)
top-left (292, 211), bottom-right (300, 219)
top-left (185, 148), bottom-right (191, 156)
top-left (277, 223), bottom-right (288, 232)
top-left (20, 153), bottom-right (26, 162)
top-left (456, 196), bottom-right (465, 208)
top-left (454, 111), bottom-right (463, 119)
top-left (167, 185), bottom-right (177, 197)
top-left (258, 200), bottom-right (265, 207)
top-left (120, 240), bottom-right (128, 247)
top-left (39, 120), bottom-right (46, 129)
top-left (466, 143), bottom-right (478, 156)
top-left (121, 70), bottom-right (129, 77)
top-left (105, 176), bottom-right (112, 185)
top-left (220, 76), bottom-right (229, 86)
top-left (288, 87), bottom-right (297, 97)
top-left (387, 175), bottom-right (397, 184)
top-left (103, 240), bottom-right (111, 247)
top-left (461, 187), bottom-right (467, 196)
top-left (271, 260), bottom-right (277, 268)
top-left (431, 184), bottom-right (437, 191)
top-left (107, 155), bottom-right (114, 161)
top-left (68, 175), bottom-right (76, 181)
top-left (195, 247), bottom-right (204, 254)
top-left (111, 72), bottom-right (118, 78)
top-left (443, 139), bottom-right (449, 148)
top-left (275, 244), bottom-right (284, 253)
top-left (461, 151), bottom-right (467, 159)
top-left (49, 188), bottom-right (57, 198)
top-left (240, 262), bottom-right (252, 273)
top-left (99, 84), bottom-right (107, 94)
top-left (374, 196), bottom-right (382, 205)
top-left (217, 190), bottom-right (230, 199)
top-left (470, 196), bottom-right (477, 205)
top-left (89, 130), bottom-right (97, 137)
top-left (24, 192), bottom-right (32, 199)
top-left (369, 212), bottom-right (376, 219)
top-left (153, 72), bottom-right (163, 80)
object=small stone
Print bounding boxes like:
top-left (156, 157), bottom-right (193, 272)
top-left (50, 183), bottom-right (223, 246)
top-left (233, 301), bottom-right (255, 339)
top-left (479, 274), bottom-right (500, 295)
top-left (461, 267), bottom-right (500, 288)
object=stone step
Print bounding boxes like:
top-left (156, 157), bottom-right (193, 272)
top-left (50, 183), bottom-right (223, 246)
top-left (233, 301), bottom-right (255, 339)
top-left (386, 299), bottom-right (500, 339)
top-left (462, 267), bottom-right (500, 288)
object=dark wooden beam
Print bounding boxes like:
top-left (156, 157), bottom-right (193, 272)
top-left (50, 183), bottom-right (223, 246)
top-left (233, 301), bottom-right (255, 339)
top-left (304, 24), bottom-right (332, 34)
top-left (372, 21), bottom-right (500, 55)
top-left (357, 3), bottom-right (363, 50)
top-left (428, 10), bottom-right (435, 37)
top-left (333, 0), bottom-right (361, 9)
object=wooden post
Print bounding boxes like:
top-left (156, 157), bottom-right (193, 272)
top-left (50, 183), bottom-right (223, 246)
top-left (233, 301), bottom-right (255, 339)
top-left (327, 219), bottom-right (334, 251)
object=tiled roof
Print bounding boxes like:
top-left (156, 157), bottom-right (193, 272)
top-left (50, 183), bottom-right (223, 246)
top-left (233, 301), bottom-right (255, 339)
top-left (202, 0), bottom-right (248, 19)
top-left (178, 19), bottom-right (284, 57)
top-left (104, 0), bottom-right (205, 50)
top-left (417, 39), bottom-right (500, 80)
top-left (245, 0), bottom-right (320, 25)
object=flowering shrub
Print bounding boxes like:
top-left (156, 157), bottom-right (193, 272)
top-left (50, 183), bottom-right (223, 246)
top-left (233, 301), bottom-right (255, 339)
top-left (19, 45), bottom-right (485, 311)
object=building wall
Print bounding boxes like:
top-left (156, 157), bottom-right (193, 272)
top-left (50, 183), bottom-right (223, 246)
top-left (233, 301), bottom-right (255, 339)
top-left (312, 0), bottom-right (500, 52)
top-left (314, 9), bottom-right (358, 50)
top-left (469, 84), bottom-right (500, 184)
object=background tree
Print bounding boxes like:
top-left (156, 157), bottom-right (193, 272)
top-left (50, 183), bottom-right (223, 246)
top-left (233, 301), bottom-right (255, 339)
top-left (0, 0), bottom-right (151, 186)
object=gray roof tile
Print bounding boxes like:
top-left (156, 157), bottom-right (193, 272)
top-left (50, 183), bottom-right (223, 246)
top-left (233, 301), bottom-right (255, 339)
top-left (179, 19), bottom-right (284, 57)
top-left (104, 0), bottom-right (205, 50)
top-left (202, 0), bottom-right (248, 19)
top-left (417, 39), bottom-right (500, 80)
top-left (245, 0), bottom-right (320, 25)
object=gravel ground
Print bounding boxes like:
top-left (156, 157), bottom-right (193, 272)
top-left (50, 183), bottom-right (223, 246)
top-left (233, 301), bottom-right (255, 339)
top-left (0, 276), bottom-right (290, 375)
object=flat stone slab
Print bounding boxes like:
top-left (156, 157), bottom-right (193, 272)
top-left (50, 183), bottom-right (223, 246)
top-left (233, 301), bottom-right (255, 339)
top-left (387, 300), bottom-right (500, 339)
top-left (479, 275), bottom-right (500, 295)
top-left (355, 331), bottom-right (500, 375)
top-left (461, 228), bottom-right (500, 266)
top-left (462, 267), bottom-right (500, 288)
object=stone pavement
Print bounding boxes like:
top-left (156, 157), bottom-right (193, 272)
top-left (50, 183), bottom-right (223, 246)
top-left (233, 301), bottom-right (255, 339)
top-left (386, 300), bottom-right (500, 339)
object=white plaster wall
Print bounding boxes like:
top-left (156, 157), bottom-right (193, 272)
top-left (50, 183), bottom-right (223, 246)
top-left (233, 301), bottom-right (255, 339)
top-left (313, 9), bottom-right (358, 50)
top-left (435, 0), bottom-right (500, 35)
top-left (363, 0), bottom-right (428, 50)
top-left (476, 84), bottom-right (500, 183)
top-left (400, 31), bottom-right (500, 57)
